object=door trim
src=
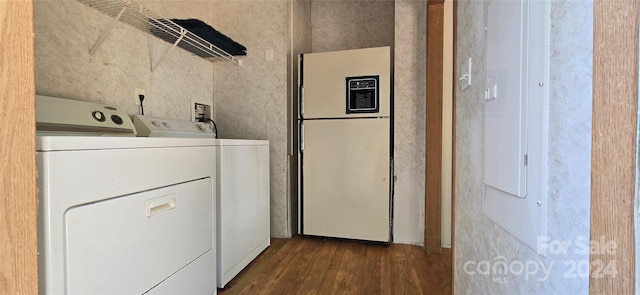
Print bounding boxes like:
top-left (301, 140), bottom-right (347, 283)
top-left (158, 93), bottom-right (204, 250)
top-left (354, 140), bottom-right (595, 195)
top-left (425, 0), bottom-right (445, 253)
top-left (590, 0), bottom-right (638, 293)
top-left (451, 0), bottom-right (458, 288)
top-left (1, 0), bottom-right (37, 293)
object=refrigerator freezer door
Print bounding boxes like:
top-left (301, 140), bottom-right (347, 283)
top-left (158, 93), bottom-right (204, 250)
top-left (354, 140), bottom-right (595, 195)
top-left (302, 46), bottom-right (390, 119)
top-left (302, 118), bottom-right (390, 242)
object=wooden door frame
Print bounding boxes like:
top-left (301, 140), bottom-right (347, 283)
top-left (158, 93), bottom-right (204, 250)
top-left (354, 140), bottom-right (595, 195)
top-left (451, 0), bottom-right (457, 290)
top-left (424, 0), bottom-right (456, 258)
top-left (590, 0), bottom-right (638, 293)
top-left (425, 0), bottom-right (445, 253)
top-left (0, 0), bottom-right (38, 294)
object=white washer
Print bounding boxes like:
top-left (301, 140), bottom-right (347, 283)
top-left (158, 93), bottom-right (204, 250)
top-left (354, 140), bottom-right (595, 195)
top-left (216, 139), bottom-right (270, 288)
top-left (36, 96), bottom-right (217, 295)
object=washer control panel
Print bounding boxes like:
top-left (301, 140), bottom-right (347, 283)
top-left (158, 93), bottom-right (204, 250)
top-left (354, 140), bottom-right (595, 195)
top-left (132, 115), bottom-right (215, 138)
top-left (36, 95), bottom-right (136, 136)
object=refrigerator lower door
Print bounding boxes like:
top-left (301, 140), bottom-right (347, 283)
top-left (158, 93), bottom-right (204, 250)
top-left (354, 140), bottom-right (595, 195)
top-left (302, 118), bottom-right (390, 242)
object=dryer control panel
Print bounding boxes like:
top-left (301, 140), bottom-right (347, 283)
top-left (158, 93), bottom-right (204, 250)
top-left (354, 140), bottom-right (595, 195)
top-left (36, 95), bottom-right (136, 136)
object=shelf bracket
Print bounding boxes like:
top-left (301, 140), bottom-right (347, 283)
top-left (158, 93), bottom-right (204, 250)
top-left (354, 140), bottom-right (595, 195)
top-left (151, 28), bottom-right (186, 72)
top-left (89, 2), bottom-right (130, 56)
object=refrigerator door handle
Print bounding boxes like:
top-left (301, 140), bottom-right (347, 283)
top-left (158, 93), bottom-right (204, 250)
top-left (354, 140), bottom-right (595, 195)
top-left (300, 85), bottom-right (305, 117)
top-left (299, 121), bottom-right (304, 153)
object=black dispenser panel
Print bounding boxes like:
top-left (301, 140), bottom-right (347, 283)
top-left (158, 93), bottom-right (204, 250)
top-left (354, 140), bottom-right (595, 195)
top-left (346, 76), bottom-right (379, 114)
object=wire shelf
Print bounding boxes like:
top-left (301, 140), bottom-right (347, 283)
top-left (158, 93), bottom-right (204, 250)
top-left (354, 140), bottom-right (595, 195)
top-left (78, 0), bottom-right (242, 68)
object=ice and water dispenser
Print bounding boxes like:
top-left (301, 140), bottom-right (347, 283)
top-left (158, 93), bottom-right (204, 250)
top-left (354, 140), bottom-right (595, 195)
top-left (346, 75), bottom-right (379, 114)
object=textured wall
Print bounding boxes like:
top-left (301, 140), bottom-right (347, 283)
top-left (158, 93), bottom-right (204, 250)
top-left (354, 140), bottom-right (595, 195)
top-left (35, 0), bottom-right (214, 120)
top-left (393, 0), bottom-right (426, 245)
top-left (212, 0), bottom-right (291, 237)
top-left (454, 1), bottom-right (592, 293)
top-left (311, 0), bottom-right (394, 53)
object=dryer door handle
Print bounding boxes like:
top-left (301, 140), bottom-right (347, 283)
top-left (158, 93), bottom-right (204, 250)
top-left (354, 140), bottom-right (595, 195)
top-left (146, 194), bottom-right (176, 217)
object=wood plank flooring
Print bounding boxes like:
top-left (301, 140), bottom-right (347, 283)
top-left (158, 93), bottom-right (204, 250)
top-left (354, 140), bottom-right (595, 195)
top-left (218, 236), bottom-right (452, 295)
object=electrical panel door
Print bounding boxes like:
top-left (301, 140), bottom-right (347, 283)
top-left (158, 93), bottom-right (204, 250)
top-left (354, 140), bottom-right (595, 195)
top-left (483, 0), bottom-right (528, 198)
top-left (482, 0), bottom-right (550, 255)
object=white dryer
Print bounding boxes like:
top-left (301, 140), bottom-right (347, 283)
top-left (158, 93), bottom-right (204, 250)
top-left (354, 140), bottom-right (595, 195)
top-left (36, 96), bottom-right (217, 295)
top-left (131, 115), bottom-right (271, 288)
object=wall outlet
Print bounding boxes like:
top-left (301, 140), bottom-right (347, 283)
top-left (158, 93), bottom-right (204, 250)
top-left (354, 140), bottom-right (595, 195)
top-left (191, 99), bottom-right (213, 122)
top-left (134, 88), bottom-right (146, 106)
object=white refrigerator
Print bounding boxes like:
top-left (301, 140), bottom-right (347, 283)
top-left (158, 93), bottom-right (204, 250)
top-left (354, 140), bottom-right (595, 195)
top-left (299, 46), bottom-right (392, 243)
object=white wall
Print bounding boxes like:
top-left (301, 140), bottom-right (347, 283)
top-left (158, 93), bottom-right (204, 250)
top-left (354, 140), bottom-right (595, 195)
top-left (454, 0), bottom-right (593, 293)
top-left (311, 0), bottom-right (394, 53)
top-left (394, 0), bottom-right (427, 245)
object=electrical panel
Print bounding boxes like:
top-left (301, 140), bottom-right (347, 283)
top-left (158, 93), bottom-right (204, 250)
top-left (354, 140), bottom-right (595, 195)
top-left (482, 0), bottom-right (550, 256)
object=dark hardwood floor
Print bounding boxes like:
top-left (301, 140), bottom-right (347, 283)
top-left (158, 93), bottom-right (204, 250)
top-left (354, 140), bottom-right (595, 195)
top-left (218, 236), bottom-right (452, 295)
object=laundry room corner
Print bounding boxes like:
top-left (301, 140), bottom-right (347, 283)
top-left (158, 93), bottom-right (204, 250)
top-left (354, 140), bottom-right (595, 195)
top-left (211, 0), bottom-right (292, 238)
